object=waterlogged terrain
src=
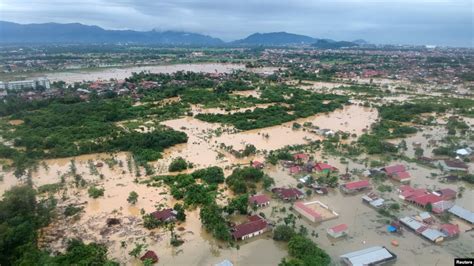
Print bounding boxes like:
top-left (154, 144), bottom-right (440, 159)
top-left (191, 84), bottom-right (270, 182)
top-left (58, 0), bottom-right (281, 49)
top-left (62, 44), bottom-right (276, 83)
top-left (1, 58), bottom-right (473, 266)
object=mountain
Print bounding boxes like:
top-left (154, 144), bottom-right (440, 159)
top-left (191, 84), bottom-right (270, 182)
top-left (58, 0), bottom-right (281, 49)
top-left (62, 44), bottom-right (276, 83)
top-left (312, 39), bottom-right (359, 49)
top-left (233, 32), bottom-right (317, 46)
top-left (0, 21), bottom-right (224, 45)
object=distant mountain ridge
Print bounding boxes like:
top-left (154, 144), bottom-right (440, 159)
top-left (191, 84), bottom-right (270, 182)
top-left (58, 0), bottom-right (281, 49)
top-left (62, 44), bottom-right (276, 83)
top-left (232, 32), bottom-right (317, 46)
top-left (0, 21), bottom-right (224, 45)
top-left (0, 21), bottom-right (365, 48)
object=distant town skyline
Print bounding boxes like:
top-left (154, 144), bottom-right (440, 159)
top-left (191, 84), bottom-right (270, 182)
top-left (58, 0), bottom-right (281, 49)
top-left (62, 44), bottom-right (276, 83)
top-left (1, 0), bottom-right (472, 47)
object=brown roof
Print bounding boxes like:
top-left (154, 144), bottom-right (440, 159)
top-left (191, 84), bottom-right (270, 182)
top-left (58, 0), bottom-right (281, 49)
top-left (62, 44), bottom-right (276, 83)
top-left (249, 194), bottom-right (270, 205)
top-left (384, 164), bottom-right (407, 175)
top-left (151, 208), bottom-right (176, 221)
top-left (443, 160), bottom-right (468, 169)
top-left (232, 215), bottom-right (268, 239)
top-left (141, 250), bottom-right (159, 263)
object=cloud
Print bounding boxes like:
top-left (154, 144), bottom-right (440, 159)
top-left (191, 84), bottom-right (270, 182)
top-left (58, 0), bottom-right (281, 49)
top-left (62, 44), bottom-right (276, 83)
top-left (1, 0), bottom-right (472, 46)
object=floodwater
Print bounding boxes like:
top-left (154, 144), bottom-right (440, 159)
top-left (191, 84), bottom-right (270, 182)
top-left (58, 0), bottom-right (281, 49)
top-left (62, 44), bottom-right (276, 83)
top-left (158, 104), bottom-right (377, 171)
top-left (42, 63), bottom-right (245, 83)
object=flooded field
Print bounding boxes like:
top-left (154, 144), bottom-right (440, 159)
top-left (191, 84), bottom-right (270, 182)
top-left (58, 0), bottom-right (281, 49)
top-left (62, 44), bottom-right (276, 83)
top-left (39, 63), bottom-right (245, 83)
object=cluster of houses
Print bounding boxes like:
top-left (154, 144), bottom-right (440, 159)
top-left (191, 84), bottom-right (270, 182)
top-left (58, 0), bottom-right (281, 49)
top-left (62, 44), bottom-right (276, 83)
top-left (398, 185), bottom-right (457, 213)
top-left (399, 214), bottom-right (460, 243)
top-left (282, 153), bottom-right (339, 175)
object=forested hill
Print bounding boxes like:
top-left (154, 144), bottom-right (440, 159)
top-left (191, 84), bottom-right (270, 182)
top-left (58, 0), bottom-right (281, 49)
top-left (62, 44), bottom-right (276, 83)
top-left (0, 21), bottom-right (224, 45)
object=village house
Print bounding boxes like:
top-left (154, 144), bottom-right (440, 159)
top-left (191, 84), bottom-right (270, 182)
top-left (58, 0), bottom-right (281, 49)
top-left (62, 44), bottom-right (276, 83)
top-left (272, 187), bottom-right (304, 201)
top-left (151, 208), bottom-right (177, 222)
top-left (362, 192), bottom-right (385, 208)
top-left (398, 185), bottom-right (428, 200)
top-left (439, 223), bottom-right (460, 238)
top-left (231, 215), bottom-right (269, 241)
top-left (140, 250), bottom-right (159, 264)
top-left (340, 180), bottom-right (371, 194)
top-left (314, 162), bottom-right (338, 173)
top-left (433, 188), bottom-right (457, 201)
top-left (340, 246), bottom-right (397, 266)
top-left (448, 205), bottom-right (474, 224)
top-left (439, 160), bottom-right (468, 172)
top-left (294, 200), bottom-right (338, 223)
top-left (327, 224), bottom-right (348, 238)
top-left (432, 200), bottom-right (455, 214)
top-left (383, 164), bottom-right (411, 183)
top-left (248, 194), bottom-right (271, 208)
top-left (399, 216), bottom-right (444, 243)
top-left (251, 160), bottom-right (264, 169)
top-left (293, 153), bottom-right (309, 163)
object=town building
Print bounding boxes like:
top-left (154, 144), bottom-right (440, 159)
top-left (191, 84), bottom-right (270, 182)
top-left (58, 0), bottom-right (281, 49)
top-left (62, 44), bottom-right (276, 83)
top-left (231, 215), bottom-right (269, 241)
top-left (362, 192), bottom-right (385, 208)
top-left (314, 162), bottom-right (338, 173)
top-left (433, 188), bottom-right (457, 201)
top-left (399, 217), bottom-right (444, 243)
top-left (140, 250), bottom-right (159, 263)
top-left (440, 224), bottom-right (460, 238)
top-left (383, 164), bottom-right (411, 183)
top-left (439, 160), bottom-right (468, 172)
top-left (151, 208), bottom-right (177, 222)
top-left (2, 78), bottom-right (51, 90)
top-left (327, 224), bottom-right (348, 238)
top-left (340, 180), bottom-right (371, 194)
top-left (272, 187), bottom-right (304, 201)
top-left (248, 194), bottom-right (271, 208)
top-left (340, 246), bottom-right (397, 266)
top-left (448, 205), bottom-right (474, 224)
top-left (294, 200), bottom-right (338, 223)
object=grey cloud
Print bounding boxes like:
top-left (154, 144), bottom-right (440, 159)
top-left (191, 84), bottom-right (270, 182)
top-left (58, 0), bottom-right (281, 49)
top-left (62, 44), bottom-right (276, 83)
top-left (1, 0), bottom-right (472, 46)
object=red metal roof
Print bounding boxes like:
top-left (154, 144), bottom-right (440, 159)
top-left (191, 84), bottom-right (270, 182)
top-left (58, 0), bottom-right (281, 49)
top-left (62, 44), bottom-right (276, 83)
top-left (140, 250), bottom-right (159, 263)
top-left (343, 180), bottom-right (370, 190)
top-left (440, 223), bottom-right (460, 236)
top-left (314, 163), bottom-right (337, 172)
top-left (436, 188), bottom-right (457, 199)
top-left (329, 223), bottom-right (348, 233)
top-left (232, 216), bottom-right (268, 239)
top-left (412, 194), bottom-right (442, 206)
top-left (295, 202), bottom-right (322, 220)
top-left (249, 194), bottom-right (270, 205)
top-left (384, 164), bottom-right (406, 175)
top-left (293, 153), bottom-right (309, 160)
top-left (393, 171), bottom-right (411, 180)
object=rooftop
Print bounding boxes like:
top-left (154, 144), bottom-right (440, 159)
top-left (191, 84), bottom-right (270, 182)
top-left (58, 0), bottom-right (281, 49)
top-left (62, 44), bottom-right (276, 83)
top-left (340, 246), bottom-right (396, 266)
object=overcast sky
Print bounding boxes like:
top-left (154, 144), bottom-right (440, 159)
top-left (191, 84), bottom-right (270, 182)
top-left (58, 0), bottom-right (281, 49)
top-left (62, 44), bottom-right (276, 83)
top-left (1, 0), bottom-right (473, 47)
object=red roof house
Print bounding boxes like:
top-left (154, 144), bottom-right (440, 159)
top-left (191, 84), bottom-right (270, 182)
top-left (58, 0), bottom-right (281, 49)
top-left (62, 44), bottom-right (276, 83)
top-left (384, 164), bottom-right (411, 182)
top-left (384, 164), bottom-right (406, 175)
top-left (340, 180), bottom-right (371, 194)
top-left (440, 224), bottom-right (460, 237)
top-left (314, 163), bottom-right (338, 172)
top-left (249, 194), bottom-right (271, 207)
top-left (392, 171), bottom-right (411, 183)
top-left (399, 185), bottom-right (428, 200)
top-left (290, 166), bottom-right (302, 174)
top-left (231, 215), bottom-right (269, 240)
top-left (140, 250), bottom-right (159, 263)
top-left (327, 224), bottom-right (348, 238)
top-left (293, 153), bottom-right (309, 161)
top-left (434, 188), bottom-right (457, 201)
top-left (251, 160), bottom-right (264, 169)
top-left (151, 208), bottom-right (177, 222)
top-left (408, 194), bottom-right (442, 208)
top-left (272, 188), bottom-right (304, 201)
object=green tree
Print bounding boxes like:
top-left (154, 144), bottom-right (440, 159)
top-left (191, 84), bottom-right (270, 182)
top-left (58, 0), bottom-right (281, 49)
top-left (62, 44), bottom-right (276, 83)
top-left (127, 191), bottom-right (139, 204)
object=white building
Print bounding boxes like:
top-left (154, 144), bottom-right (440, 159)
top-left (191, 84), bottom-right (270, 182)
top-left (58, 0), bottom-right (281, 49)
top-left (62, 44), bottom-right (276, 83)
top-left (3, 78), bottom-right (51, 90)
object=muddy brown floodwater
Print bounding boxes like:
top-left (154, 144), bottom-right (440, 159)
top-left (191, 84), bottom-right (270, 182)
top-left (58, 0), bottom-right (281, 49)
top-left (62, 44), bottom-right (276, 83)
top-left (41, 63), bottom-right (245, 84)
